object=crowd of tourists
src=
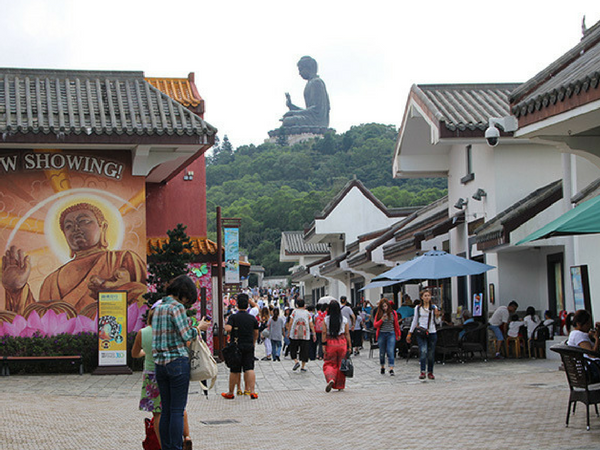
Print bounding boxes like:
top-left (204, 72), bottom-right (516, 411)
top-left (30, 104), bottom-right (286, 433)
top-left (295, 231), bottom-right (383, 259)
top-left (130, 277), bottom-right (594, 450)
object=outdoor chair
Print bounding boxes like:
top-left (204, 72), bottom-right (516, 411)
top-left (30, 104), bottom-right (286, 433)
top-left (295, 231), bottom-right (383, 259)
top-left (529, 322), bottom-right (551, 358)
top-left (435, 326), bottom-right (462, 364)
top-left (459, 322), bottom-right (487, 361)
top-left (506, 325), bottom-right (527, 358)
top-left (550, 343), bottom-right (600, 430)
top-left (405, 332), bottom-right (420, 363)
top-left (396, 326), bottom-right (411, 358)
top-left (366, 329), bottom-right (379, 358)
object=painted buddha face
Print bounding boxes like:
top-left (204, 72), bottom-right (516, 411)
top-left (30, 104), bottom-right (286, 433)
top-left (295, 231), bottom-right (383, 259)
top-left (62, 209), bottom-right (103, 252)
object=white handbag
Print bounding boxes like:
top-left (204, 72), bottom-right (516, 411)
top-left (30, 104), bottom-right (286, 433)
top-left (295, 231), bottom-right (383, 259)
top-left (189, 336), bottom-right (218, 389)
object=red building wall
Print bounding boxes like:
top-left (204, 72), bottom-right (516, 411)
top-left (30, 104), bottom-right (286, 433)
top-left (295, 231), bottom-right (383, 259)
top-left (145, 154), bottom-right (207, 238)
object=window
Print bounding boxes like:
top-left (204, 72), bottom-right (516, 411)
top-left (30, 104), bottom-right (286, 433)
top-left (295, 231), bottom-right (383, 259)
top-left (461, 145), bottom-right (474, 184)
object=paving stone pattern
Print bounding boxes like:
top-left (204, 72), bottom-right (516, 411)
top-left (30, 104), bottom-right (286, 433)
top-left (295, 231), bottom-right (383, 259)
top-left (1, 347), bottom-right (600, 450)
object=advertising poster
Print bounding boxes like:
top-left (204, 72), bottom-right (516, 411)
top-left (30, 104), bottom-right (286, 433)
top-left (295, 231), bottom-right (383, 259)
top-left (473, 293), bottom-right (483, 317)
top-left (98, 291), bottom-right (127, 366)
top-left (224, 227), bottom-right (239, 284)
top-left (570, 265), bottom-right (591, 312)
top-left (0, 149), bottom-right (148, 338)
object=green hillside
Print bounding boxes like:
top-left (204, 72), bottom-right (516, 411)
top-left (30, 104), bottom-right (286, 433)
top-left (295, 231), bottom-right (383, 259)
top-left (206, 123), bottom-right (447, 277)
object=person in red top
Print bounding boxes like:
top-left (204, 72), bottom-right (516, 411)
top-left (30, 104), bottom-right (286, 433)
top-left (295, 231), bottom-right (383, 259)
top-left (373, 298), bottom-right (401, 376)
top-left (314, 303), bottom-right (327, 360)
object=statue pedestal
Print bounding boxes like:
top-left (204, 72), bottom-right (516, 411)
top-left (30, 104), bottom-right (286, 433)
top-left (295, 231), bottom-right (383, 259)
top-left (267, 126), bottom-right (334, 145)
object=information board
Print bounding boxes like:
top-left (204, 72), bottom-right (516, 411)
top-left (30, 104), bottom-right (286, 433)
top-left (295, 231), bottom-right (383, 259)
top-left (98, 291), bottom-right (128, 367)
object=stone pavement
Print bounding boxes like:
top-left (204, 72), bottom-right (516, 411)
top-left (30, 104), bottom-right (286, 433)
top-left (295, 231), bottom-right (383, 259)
top-left (1, 347), bottom-right (600, 450)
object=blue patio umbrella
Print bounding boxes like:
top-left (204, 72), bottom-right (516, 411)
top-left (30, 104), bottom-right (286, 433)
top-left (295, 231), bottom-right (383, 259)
top-left (373, 250), bottom-right (495, 281)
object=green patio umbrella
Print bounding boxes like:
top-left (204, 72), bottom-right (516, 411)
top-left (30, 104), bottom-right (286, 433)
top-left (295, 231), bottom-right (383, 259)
top-left (516, 195), bottom-right (600, 245)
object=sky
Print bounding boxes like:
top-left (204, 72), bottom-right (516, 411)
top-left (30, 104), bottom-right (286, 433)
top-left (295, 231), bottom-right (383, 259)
top-left (1, 1), bottom-right (599, 148)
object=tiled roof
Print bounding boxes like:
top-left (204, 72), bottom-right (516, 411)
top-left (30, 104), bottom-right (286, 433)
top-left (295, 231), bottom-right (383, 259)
top-left (413, 83), bottom-right (521, 133)
top-left (511, 21), bottom-right (600, 119)
top-left (383, 209), bottom-right (452, 260)
top-left (474, 180), bottom-right (562, 250)
top-left (0, 68), bottom-right (216, 138)
top-left (147, 236), bottom-right (218, 255)
top-left (146, 76), bottom-right (202, 109)
top-left (572, 177), bottom-right (600, 205)
top-left (282, 231), bottom-right (329, 255)
top-left (319, 252), bottom-right (349, 275)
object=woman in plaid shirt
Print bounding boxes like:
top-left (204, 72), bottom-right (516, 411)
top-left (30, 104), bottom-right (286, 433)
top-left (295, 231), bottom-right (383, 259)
top-left (152, 275), bottom-right (210, 450)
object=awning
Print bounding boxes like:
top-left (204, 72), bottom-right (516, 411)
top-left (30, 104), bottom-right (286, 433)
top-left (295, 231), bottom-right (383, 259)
top-left (516, 195), bottom-right (600, 245)
top-left (359, 279), bottom-right (401, 291)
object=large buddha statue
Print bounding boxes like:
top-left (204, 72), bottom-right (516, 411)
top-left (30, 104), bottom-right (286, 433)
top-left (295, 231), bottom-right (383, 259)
top-left (280, 56), bottom-right (330, 129)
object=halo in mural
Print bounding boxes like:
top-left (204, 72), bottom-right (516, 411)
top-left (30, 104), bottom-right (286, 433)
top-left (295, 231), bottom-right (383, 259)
top-left (5, 188), bottom-right (130, 264)
top-left (45, 193), bottom-right (125, 263)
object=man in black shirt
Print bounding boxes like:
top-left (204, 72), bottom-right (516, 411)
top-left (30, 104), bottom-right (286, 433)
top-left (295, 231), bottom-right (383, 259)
top-left (221, 293), bottom-right (259, 399)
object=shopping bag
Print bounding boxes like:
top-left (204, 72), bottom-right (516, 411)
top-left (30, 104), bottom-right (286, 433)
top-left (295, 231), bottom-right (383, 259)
top-left (189, 336), bottom-right (218, 389)
top-left (340, 355), bottom-right (354, 378)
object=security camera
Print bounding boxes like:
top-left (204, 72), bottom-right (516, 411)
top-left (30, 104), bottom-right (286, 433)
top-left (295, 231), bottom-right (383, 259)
top-left (484, 116), bottom-right (518, 147)
top-left (485, 125), bottom-right (500, 147)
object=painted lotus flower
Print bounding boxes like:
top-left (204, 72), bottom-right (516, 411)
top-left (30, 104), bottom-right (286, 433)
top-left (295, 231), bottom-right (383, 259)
top-left (0, 302), bottom-right (148, 337)
top-left (128, 302), bottom-right (148, 333)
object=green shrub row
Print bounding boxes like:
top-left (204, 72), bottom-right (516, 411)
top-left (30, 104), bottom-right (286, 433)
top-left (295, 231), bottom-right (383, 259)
top-left (1, 332), bottom-right (144, 374)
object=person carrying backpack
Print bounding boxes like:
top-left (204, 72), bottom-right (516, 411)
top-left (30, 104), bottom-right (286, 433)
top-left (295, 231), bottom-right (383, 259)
top-left (287, 298), bottom-right (316, 372)
top-left (314, 304), bottom-right (327, 360)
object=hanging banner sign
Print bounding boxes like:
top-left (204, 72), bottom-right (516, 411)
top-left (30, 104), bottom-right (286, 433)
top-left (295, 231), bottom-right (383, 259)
top-left (97, 291), bottom-right (128, 367)
top-left (224, 227), bottom-right (240, 284)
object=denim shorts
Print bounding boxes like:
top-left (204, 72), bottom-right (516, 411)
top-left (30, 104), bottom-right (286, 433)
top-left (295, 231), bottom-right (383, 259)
top-left (489, 324), bottom-right (504, 341)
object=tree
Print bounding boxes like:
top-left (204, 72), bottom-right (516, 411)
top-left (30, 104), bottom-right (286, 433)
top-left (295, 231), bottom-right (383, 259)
top-left (144, 224), bottom-right (194, 307)
top-left (205, 123), bottom-right (448, 276)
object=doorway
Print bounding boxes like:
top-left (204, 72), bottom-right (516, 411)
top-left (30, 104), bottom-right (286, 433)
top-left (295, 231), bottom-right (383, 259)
top-left (547, 253), bottom-right (565, 317)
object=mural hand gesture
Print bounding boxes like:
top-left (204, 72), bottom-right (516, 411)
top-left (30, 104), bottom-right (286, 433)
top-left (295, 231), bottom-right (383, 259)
top-left (2, 245), bottom-right (31, 293)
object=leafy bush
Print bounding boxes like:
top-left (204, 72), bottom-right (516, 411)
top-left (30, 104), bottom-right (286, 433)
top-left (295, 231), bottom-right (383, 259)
top-left (1, 332), bottom-right (144, 374)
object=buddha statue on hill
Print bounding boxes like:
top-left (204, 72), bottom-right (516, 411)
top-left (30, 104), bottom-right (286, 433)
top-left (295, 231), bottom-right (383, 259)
top-left (269, 56), bottom-right (332, 143)
top-left (282, 56), bottom-right (330, 128)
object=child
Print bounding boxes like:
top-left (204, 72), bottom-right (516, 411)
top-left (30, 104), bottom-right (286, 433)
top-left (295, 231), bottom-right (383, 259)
top-left (543, 310), bottom-right (555, 338)
top-left (507, 314), bottom-right (525, 338)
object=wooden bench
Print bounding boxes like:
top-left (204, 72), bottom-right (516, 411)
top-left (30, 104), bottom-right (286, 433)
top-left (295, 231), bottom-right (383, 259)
top-left (1, 355), bottom-right (83, 376)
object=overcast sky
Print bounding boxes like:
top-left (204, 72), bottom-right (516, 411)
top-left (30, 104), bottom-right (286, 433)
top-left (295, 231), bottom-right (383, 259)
top-left (1, 1), bottom-right (598, 147)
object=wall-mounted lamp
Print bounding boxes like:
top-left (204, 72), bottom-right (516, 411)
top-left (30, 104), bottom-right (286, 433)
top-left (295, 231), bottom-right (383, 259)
top-left (472, 188), bottom-right (487, 201)
top-left (183, 170), bottom-right (194, 181)
top-left (454, 198), bottom-right (468, 210)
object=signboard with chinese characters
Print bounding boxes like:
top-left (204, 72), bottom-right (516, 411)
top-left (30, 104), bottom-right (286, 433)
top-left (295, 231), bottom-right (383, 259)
top-left (224, 227), bottom-right (240, 284)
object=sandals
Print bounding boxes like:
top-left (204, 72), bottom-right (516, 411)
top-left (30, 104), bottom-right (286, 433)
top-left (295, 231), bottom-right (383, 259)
top-left (249, 392), bottom-right (258, 399)
top-left (221, 392), bottom-right (235, 399)
top-left (237, 390), bottom-right (244, 396)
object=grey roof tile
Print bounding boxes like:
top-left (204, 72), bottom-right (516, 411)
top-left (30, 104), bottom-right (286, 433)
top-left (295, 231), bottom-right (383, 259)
top-left (474, 180), bottom-right (562, 248)
top-left (511, 21), bottom-right (600, 117)
top-left (414, 83), bottom-right (521, 132)
top-left (282, 231), bottom-right (329, 255)
top-left (0, 68), bottom-right (216, 137)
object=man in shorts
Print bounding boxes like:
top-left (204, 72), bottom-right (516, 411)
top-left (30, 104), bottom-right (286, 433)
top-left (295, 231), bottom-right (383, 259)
top-left (489, 300), bottom-right (519, 358)
top-left (221, 293), bottom-right (259, 399)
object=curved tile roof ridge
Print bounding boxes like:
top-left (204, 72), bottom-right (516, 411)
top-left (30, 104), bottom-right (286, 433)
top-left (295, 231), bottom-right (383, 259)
top-left (413, 83), bottom-right (521, 132)
top-left (0, 68), bottom-right (216, 137)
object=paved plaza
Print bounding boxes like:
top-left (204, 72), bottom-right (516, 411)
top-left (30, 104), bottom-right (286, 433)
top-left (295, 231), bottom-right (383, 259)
top-left (1, 348), bottom-right (600, 450)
